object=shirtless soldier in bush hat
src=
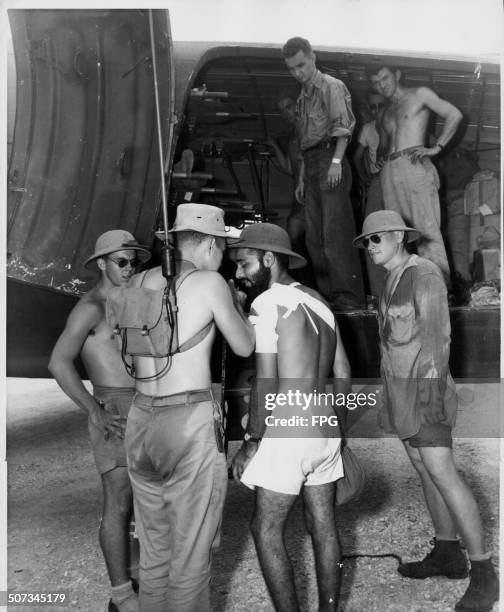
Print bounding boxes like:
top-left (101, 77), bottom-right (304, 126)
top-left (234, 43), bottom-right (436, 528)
top-left (49, 229), bottom-right (151, 612)
top-left (124, 203), bottom-right (255, 612)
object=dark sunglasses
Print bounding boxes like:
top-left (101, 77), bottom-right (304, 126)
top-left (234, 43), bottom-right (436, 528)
top-left (369, 103), bottom-right (385, 110)
top-left (108, 256), bottom-right (141, 268)
top-left (362, 234), bottom-right (382, 248)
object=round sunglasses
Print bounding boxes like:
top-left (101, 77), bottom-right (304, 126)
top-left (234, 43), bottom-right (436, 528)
top-left (362, 234), bottom-right (382, 248)
top-left (108, 256), bottom-right (141, 268)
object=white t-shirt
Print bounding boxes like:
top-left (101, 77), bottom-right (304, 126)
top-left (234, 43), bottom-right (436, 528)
top-left (249, 283), bottom-right (335, 354)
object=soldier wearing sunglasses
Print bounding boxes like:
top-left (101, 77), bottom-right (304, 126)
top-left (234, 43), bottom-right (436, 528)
top-left (49, 229), bottom-right (151, 612)
top-left (353, 211), bottom-right (499, 612)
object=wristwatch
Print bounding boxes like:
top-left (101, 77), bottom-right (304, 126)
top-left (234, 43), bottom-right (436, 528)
top-left (244, 432), bottom-right (261, 443)
top-left (331, 157), bottom-right (342, 164)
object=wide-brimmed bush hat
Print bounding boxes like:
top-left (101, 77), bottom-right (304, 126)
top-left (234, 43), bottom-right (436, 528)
top-left (84, 230), bottom-right (151, 267)
top-left (353, 210), bottom-right (420, 248)
top-left (155, 203), bottom-right (229, 239)
top-left (228, 222), bottom-right (307, 269)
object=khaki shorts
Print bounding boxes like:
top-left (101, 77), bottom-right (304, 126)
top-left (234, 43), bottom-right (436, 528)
top-left (89, 386), bottom-right (135, 475)
top-left (241, 436), bottom-right (343, 495)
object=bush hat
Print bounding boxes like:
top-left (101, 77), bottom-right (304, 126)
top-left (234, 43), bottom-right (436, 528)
top-left (353, 210), bottom-right (420, 248)
top-left (84, 230), bottom-right (151, 268)
top-left (155, 203), bottom-right (229, 239)
top-left (228, 222), bottom-right (307, 269)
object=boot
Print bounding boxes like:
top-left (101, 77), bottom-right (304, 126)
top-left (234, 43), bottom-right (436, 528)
top-left (455, 558), bottom-right (499, 612)
top-left (398, 538), bottom-right (468, 579)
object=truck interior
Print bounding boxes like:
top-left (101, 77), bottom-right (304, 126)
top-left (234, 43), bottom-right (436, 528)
top-left (169, 44), bottom-right (500, 292)
top-left (166, 44), bottom-right (501, 436)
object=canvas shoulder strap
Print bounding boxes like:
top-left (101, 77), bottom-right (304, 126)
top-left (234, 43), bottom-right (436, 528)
top-left (171, 267), bottom-right (214, 353)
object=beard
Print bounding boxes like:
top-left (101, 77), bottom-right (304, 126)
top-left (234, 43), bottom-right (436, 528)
top-left (236, 259), bottom-right (272, 304)
top-left (249, 259), bottom-right (271, 292)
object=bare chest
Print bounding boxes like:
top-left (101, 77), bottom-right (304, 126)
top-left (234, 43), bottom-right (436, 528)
top-left (82, 321), bottom-right (121, 357)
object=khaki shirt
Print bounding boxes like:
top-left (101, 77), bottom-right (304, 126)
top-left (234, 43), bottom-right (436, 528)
top-left (296, 70), bottom-right (356, 151)
top-left (378, 255), bottom-right (458, 439)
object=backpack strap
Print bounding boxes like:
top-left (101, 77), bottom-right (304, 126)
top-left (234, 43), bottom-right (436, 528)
top-left (177, 321), bottom-right (214, 353)
top-left (168, 267), bottom-right (214, 353)
top-left (136, 269), bottom-right (149, 287)
top-left (174, 267), bottom-right (198, 291)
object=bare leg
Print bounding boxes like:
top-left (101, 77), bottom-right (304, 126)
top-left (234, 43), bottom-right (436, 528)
top-left (251, 487), bottom-right (299, 612)
top-left (403, 442), bottom-right (458, 539)
top-left (100, 467), bottom-right (134, 585)
top-left (418, 446), bottom-right (485, 556)
top-left (302, 483), bottom-right (342, 611)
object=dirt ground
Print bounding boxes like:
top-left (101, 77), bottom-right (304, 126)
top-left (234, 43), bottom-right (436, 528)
top-left (6, 378), bottom-right (501, 612)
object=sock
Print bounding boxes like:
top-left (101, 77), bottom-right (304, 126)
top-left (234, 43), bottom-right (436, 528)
top-left (435, 535), bottom-right (459, 542)
top-left (468, 552), bottom-right (492, 562)
top-left (111, 581), bottom-right (138, 612)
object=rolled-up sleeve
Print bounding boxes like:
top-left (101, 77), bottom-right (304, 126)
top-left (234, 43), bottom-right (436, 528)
top-left (325, 79), bottom-right (356, 140)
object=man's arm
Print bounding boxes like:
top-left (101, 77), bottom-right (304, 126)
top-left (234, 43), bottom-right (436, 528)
top-left (267, 137), bottom-right (293, 175)
top-left (207, 273), bottom-right (255, 357)
top-left (325, 79), bottom-right (356, 186)
top-left (48, 302), bottom-right (123, 436)
top-left (326, 79), bottom-right (356, 141)
top-left (295, 159), bottom-right (305, 204)
top-left (248, 352), bottom-right (278, 439)
top-left (332, 321), bottom-right (351, 436)
top-left (326, 134), bottom-right (350, 187)
top-left (413, 272), bottom-right (453, 421)
top-left (410, 87), bottom-right (463, 162)
top-left (232, 350), bottom-right (277, 482)
top-left (414, 272), bottom-right (452, 378)
top-left (231, 298), bottom-right (279, 483)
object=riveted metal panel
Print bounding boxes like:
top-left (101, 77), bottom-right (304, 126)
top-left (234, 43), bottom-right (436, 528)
top-left (7, 9), bottom-right (173, 294)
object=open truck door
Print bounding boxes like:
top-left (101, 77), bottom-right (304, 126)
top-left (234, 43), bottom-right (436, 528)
top-left (7, 9), bottom-right (175, 376)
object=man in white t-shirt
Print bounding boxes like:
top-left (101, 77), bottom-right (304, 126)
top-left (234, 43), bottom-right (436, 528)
top-left (229, 223), bottom-right (350, 611)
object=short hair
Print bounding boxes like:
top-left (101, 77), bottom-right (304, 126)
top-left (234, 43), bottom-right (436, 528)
top-left (365, 64), bottom-right (398, 80)
top-left (282, 37), bottom-right (312, 59)
top-left (175, 230), bottom-right (211, 249)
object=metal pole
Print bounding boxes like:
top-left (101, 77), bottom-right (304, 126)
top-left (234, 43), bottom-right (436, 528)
top-left (148, 10), bottom-right (169, 246)
top-left (148, 10), bottom-right (178, 357)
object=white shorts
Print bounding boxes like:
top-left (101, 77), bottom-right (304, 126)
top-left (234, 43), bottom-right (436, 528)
top-left (241, 436), bottom-right (343, 495)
